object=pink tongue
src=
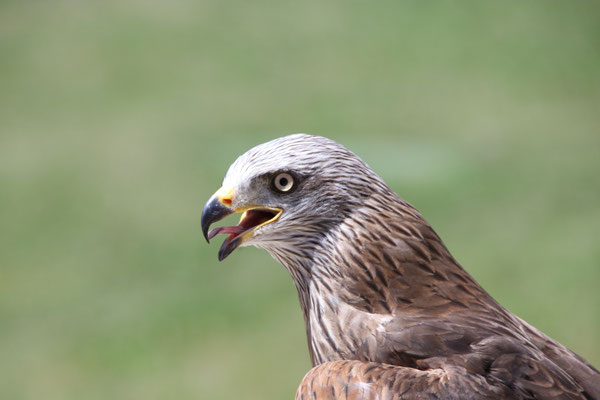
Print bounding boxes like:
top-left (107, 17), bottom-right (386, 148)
top-left (207, 225), bottom-right (246, 241)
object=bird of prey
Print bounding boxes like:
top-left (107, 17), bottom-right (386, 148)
top-left (201, 134), bottom-right (599, 399)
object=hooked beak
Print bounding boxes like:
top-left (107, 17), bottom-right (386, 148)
top-left (201, 195), bottom-right (233, 242)
top-left (201, 186), bottom-right (282, 261)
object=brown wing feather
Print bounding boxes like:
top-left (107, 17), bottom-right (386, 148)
top-left (296, 336), bottom-right (593, 400)
top-left (296, 360), bottom-right (516, 400)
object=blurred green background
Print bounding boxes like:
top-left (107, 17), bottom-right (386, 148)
top-left (1, 1), bottom-right (599, 399)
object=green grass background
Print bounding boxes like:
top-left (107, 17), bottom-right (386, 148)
top-left (1, 1), bottom-right (599, 399)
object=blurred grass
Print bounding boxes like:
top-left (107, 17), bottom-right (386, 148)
top-left (0, 1), bottom-right (599, 399)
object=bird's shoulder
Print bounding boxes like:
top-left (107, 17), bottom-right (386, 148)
top-left (297, 336), bottom-right (594, 400)
top-left (323, 198), bottom-right (600, 398)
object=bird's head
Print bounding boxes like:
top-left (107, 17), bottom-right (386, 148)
top-left (202, 134), bottom-right (387, 262)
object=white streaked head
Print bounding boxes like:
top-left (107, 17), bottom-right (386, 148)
top-left (202, 133), bottom-right (390, 264)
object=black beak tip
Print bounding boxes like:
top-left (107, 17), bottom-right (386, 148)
top-left (201, 195), bottom-right (234, 246)
top-left (201, 215), bottom-right (212, 243)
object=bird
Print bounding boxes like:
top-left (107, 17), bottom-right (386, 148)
top-left (201, 134), bottom-right (599, 399)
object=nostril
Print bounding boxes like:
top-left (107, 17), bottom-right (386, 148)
top-left (222, 198), bottom-right (232, 206)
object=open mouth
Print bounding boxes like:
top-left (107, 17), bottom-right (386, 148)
top-left (207, 207), bottom-right (282, 260)
top-left (207, 208), bottom-right (280, 241)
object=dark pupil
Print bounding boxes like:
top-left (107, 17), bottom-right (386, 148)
top-left (279, 177), bottom-right (288, 187)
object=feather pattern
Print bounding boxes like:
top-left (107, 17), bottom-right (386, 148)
top-left (209, 134), bottom-right (600, 399)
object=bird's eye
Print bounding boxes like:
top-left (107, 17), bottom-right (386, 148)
top-left (272, 172), bottom-right (295, 193)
